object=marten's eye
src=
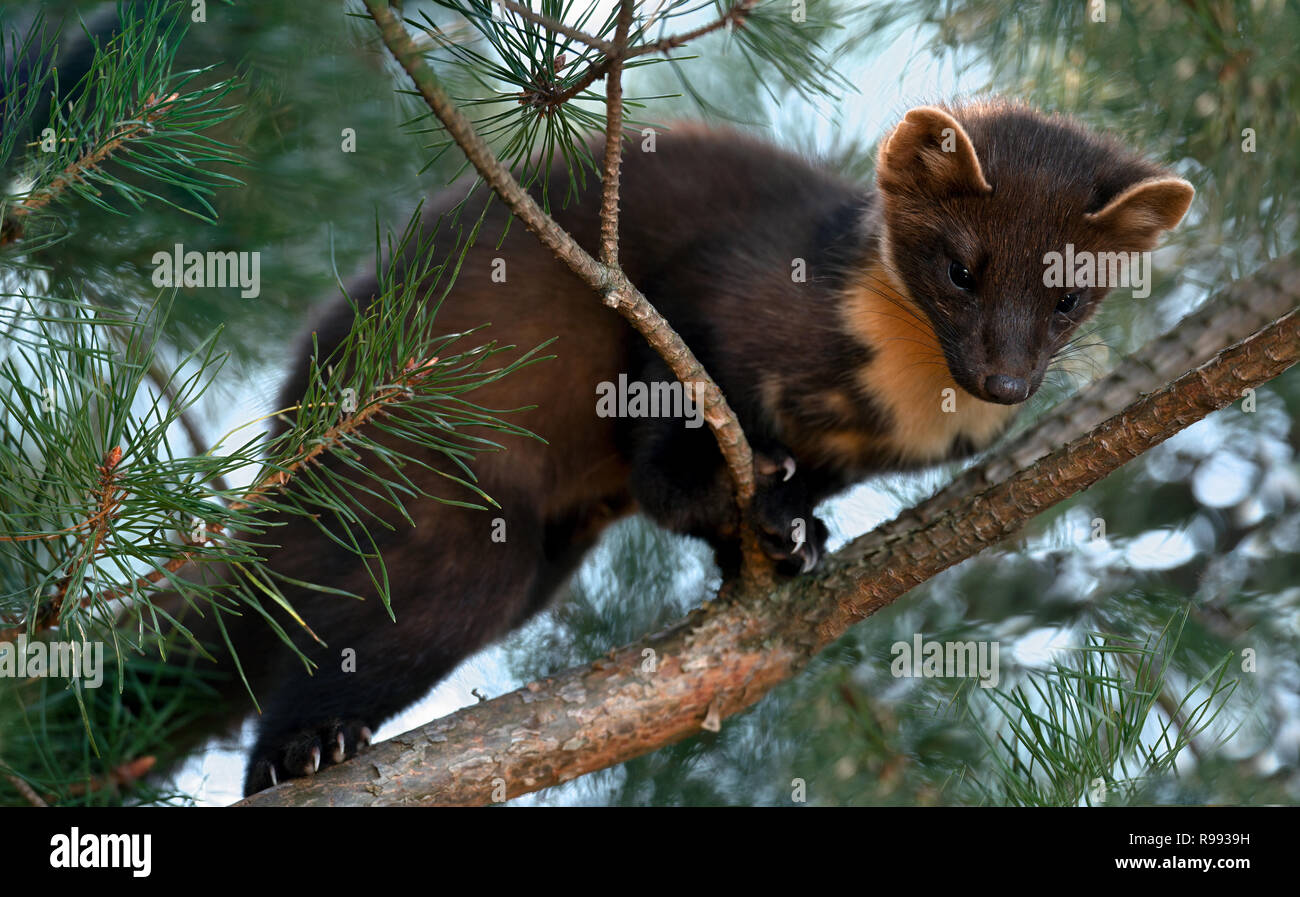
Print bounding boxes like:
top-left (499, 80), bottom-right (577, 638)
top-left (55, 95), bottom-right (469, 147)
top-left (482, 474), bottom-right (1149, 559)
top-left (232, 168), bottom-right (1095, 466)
top-left (1057, 292), bottom-right (1081, 314)
top-left (948, 262), bottom-right (976, 292)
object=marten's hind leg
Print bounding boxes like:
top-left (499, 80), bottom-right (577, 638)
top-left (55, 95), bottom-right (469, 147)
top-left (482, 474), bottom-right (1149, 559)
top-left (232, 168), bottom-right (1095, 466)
top-left (241, 499), bottom-right (551, 795)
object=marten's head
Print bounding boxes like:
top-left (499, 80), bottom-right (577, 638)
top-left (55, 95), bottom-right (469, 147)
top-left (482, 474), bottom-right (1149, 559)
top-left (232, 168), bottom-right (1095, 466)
top-left (873, 101), bottom-right (1194, 405)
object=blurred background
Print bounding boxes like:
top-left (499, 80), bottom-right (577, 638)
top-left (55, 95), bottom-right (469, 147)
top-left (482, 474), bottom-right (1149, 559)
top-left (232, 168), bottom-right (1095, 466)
top-left (1, 0), bottom-right (1296, 806)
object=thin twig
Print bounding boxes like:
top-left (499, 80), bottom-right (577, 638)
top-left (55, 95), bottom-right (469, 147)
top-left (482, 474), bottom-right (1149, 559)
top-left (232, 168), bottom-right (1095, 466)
top-left (598, 0), bottom-right (636, 268)
top-left (509, 1), bottom-right (758, 114)
top-left (56, 756), bottom-right (157, 800)
top-left (495, 0), bottom-right (615, 54)
top-left (362, 0), bottom-right (765, 581)
top-left (0, 447), bottom-right (125, 640)
top-left (627, 0), bottom-right (758, 60)
top-left (5, 773), bottom-right (49, 807)
top-left (546, 56), bottom-right (614, 108)
top-left (497, 0), bottom-right (754, 63)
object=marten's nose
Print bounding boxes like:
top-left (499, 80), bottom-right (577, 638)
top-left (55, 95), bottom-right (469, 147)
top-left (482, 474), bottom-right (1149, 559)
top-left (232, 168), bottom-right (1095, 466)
top-left (984, 374), bottom-right (1029, 404)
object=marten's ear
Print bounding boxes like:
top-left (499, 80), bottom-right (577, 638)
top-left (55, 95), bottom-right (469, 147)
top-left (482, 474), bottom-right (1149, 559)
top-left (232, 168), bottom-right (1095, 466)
top-left (877, 106), bottom-right (993, 198)
top-left (1085, 176), bottom-right (1195, 246)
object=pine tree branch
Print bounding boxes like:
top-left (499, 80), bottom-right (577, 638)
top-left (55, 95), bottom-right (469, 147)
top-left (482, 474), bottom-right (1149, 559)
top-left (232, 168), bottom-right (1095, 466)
top-left (0, 446), bottom-right (123, 545)
top-left (545, 57), bottom-right (613, 107)
top-left (237, 257), bottom-right (1300, 807)
top-left (362, 0), bottom-right (767, 581)
top-left (0, 91), bottom-right (178, 248)
top-left (492, 0), bottom-right (756, 62)
top-left (0, 357), bottom-right (443, 642)
top-left (54, 756), bottom-right (156, 802)
top-left (0, 447), bottom-right (124, 640)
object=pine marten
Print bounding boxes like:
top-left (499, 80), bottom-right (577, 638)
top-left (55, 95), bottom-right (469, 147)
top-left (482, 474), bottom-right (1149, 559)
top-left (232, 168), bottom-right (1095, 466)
top-left (174, 101), bottom-right (1194, 794)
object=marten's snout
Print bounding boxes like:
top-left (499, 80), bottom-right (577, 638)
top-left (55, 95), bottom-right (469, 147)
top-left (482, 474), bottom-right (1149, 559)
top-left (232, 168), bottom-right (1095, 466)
top-left (983, 373), bottom-right (1030, 404)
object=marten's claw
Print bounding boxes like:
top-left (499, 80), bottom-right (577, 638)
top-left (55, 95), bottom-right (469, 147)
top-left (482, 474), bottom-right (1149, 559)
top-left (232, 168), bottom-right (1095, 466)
top-left (746, 458), bottom-right (828, 575)
top-left (754, 450), bottom-right (798, 483)
top-left (749, 509), bottom-right (827, 576)
top-left (788, 528), bottom-right (821, 573)
top-left (797, 541), bottom-right (819, 573)
top-left (244, 718), bottom-right (374, 795)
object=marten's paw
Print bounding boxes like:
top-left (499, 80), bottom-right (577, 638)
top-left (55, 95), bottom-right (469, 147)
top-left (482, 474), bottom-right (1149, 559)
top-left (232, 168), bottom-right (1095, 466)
top-left (751, 505), bottom-right (829, 575)
top-left (751, 453), bottom-right (828, 575)
top-left (244, 719), bottom-right (373, 795)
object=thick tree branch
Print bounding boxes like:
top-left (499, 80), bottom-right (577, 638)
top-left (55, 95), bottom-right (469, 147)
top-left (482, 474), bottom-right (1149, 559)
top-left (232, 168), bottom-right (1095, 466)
top-left (238, 258), bottom-right (1300, 806)
top-left (362, 0), bottom-right (765, 579)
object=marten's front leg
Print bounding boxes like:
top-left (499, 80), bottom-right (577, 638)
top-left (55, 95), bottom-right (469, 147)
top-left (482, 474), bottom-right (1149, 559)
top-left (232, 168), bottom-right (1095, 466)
top-left (623, 383), bottom-right (827, 576)
top-left (747, 452), bottom-right (831, 575)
